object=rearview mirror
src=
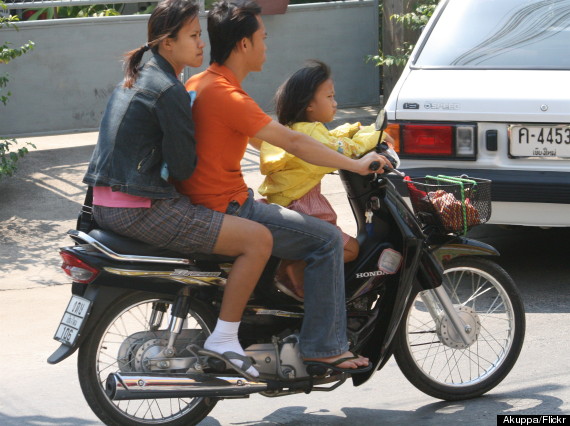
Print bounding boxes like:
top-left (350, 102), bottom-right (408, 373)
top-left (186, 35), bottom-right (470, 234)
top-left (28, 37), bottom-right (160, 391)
top-left (375, 109), bottom-right (388, 132)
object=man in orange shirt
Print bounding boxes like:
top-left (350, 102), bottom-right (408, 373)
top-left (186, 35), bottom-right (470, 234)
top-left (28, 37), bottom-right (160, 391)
top-left (175, 0), bottom-right (390, 374)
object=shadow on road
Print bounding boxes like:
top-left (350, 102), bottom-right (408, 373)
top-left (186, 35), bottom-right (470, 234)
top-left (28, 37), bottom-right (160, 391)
top-left (0, 145), bottom-right (92, 221)
top-left (0, 145), bottom-right (92, 287)
top-left (196, 384), bottom-right (564, 425)
top-left (0, 413), bottom-right (99, 426)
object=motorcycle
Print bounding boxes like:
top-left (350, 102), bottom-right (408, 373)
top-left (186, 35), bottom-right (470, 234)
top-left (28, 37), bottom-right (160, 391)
top-left (48, 111), bottom-right (525, 426)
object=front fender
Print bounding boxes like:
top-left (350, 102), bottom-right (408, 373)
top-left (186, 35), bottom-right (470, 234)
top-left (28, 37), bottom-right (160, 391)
top-left (432, 237), bottom-right (499, 264)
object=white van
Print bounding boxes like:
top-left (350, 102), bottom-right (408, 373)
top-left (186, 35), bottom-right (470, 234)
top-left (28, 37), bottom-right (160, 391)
top-left (384, 0), bottom-right (570, 227)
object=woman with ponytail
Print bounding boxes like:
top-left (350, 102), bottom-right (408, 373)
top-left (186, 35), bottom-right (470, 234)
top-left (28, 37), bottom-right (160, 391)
top-left (83, 0), bottom-right (272, 377)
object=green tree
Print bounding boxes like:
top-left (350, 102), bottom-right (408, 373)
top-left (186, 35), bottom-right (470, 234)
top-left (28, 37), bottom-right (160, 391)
top-left (368, 0), bottom-right (437, 68)
top-left (24, 4), bottom-right (122, 20)
top-left (1, 1), bottom-right (35, 179)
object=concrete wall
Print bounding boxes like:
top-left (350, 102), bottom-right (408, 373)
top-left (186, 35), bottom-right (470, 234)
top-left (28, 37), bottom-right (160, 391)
top-left (1, 1), bottom-right (379, 137)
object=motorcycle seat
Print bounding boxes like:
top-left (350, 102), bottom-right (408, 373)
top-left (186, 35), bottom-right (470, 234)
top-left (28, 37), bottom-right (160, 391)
top-left (87, 229), bottom-right (235, 263)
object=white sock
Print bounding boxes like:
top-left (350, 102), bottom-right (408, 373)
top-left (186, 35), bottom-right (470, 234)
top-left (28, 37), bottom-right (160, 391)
top-left (204, 319), bottom-right (259, 377)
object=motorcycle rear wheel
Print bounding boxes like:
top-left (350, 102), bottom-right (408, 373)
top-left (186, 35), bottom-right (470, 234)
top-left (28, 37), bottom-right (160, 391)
top-left (77, 291), bottom-right (218, 426)
top-left (394, 256), bottom-right (525, 400)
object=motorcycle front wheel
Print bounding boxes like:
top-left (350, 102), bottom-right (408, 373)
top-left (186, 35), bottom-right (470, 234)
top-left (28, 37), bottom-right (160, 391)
top-left (77, 291), bottom-right (218, 426)
top-left (394, 256), bottom-right (525, 400)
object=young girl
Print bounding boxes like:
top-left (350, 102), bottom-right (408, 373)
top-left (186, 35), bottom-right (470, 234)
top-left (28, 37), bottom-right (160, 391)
top-left (258, 60), bottom-right (391, 300)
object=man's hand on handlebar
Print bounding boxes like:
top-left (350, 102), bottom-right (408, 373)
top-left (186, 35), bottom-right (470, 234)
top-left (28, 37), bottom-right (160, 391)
top-left (352, 152), bottom-right (392, 176)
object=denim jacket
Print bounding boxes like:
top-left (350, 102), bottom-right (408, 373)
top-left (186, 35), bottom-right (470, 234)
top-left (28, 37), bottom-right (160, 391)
top-left (83, 52), bottom-right (197, 199)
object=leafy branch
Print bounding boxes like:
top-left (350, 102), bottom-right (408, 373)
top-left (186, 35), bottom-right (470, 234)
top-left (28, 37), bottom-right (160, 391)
top-left (0, 139), bottom-right (36, 178)
top-left (0, 39), bottom-right (35, 65)
top-left (367, 0), bottom-right (437, 68)
top-left (1, 0), bottom-right (36, 180)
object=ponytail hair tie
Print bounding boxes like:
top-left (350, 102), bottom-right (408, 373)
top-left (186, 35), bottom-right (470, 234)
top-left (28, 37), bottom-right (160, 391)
top-left (142, 43), bottom-right (151, 52)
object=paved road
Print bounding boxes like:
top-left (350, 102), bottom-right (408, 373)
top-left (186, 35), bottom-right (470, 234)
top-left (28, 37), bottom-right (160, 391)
top-left (1, 117), bottom-right (569, 424)
top-left (1, 225), bottom-right (569, 425)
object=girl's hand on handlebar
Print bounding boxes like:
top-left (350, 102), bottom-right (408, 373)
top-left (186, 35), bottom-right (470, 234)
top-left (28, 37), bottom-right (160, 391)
top-left (353, 152), bottom-right (391, 176)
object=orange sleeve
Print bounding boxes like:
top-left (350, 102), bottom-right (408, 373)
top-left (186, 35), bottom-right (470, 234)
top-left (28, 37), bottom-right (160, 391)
top-left (210, 82), bottom-right (272, 137)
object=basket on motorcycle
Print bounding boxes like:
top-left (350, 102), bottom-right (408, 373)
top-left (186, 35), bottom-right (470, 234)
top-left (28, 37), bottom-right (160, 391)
top-left (404, 175), bottom-right (492, 235)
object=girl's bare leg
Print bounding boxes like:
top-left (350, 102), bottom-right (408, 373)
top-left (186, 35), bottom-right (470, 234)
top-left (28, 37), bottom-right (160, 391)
top-left (212, 214), bottom-right (273, 321)
top-left (343, 237), bottom-right (359, 262)
top-left (204, 215), bottom-right (273, 376)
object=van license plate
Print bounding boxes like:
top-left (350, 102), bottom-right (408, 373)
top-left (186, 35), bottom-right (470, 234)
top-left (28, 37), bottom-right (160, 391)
top-left (509, 125), bottom-right (570, 158)
top-left (53, 295), bottom-right (92, 346)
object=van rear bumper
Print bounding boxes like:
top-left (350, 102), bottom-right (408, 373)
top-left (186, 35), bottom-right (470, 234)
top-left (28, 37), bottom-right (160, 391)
top-left (388, 168), bottom-right (570, 204)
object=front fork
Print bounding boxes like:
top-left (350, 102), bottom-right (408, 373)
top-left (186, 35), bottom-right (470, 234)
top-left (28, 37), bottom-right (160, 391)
top-left (418, 236), bottom-right (499, 346)
top-left (420, 287), bottom-right (472, 346)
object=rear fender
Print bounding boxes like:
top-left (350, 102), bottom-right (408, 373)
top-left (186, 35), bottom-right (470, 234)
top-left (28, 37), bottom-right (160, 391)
top-left (47, 285), bottom-right (156, 364)
top-left (432, 237), bottom-right (499, 264)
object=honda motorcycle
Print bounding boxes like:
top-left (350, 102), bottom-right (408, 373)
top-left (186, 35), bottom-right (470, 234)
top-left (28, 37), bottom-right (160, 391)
top-left (48, 111), bottom-right (525, 426)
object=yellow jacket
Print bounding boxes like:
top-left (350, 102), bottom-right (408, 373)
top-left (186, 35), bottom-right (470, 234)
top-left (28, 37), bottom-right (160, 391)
top-left (258, 121), bottom-right (381, 206)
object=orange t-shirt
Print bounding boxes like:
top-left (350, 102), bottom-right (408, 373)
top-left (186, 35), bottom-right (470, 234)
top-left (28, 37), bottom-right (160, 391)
top-left (175, 64), bottom-right (272, 212)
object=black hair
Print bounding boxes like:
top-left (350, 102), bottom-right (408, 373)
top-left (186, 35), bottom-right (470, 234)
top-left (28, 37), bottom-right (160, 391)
top-left (207, 0), bottom-right (262, 65)
top-left (275, 60), bottom-right (332, 125)
top-left (123, 0), bottom-right (200, 88)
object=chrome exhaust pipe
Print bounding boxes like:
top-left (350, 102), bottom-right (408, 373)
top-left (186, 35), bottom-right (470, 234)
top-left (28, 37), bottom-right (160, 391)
top-left (106, 372), bottom-right (268, 400)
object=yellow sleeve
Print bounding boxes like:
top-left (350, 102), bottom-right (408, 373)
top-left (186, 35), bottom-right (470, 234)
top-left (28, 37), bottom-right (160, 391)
top-left (329, 122), bottom-right (361, 139)
top-left (259, 141), bottom-right (292, 175)
top-left (325, 123), bottom-right (381, 158)
top-left (260, 121), bottom-right (380, 177)
top-left (349, 124), bottom-right (382, 157)
top-left (258, 125), bottom-right (335, 176)
top-left (286, 122), bottom-right (338, 174)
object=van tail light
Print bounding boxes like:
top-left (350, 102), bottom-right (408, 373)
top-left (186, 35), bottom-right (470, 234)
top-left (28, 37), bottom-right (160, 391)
top-left (60, 251), bottom-right (100, 284)
top-left (385, 124), bottom-right (401, 153)
top-left (403, 125), bottom-right (453, 155)
top-left (395, 123), bottom-right (476, 158)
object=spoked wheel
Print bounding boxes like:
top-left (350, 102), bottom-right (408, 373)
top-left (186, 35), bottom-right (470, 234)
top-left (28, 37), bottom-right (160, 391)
top-left (394, 257), bottom-right (525, 400)
top-left (77, 292), bottom-right (218, 425)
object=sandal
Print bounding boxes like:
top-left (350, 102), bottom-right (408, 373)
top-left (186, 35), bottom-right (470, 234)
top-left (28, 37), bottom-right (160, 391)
top-left (193, 346), bottom-right (260, 380)
top-left (304, 355), bottom-right (374, 374)
top-left (275, 277), bottom-right (304, 302)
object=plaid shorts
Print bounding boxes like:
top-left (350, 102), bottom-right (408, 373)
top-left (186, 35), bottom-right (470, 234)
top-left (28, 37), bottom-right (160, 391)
top-left (93, 196), bottom-right (224, 255)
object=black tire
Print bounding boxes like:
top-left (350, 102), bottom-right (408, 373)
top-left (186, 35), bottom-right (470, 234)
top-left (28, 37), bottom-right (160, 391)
top-left (394, 257), bottom-right (525, 400)
top-left (77, 291), bottom-right (218, 425)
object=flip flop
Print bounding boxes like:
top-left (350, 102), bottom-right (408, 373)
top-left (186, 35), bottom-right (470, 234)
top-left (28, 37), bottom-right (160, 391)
top-left (191, 346), bottom-right (260, 380)
top-left (275, 279), bottom-right (304, 302)
top-left (221, 351), bottom-right (255, 372)
top-left (304, 355), bottom-right (374, 374)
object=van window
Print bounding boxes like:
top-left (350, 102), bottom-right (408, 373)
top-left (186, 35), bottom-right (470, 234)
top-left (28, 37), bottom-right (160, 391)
top-left (414, 0), bottom-right (570, 69)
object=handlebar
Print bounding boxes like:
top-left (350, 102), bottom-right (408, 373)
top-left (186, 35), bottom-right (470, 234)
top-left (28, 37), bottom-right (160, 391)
top-left (369, 161), bottom-right (406, 178)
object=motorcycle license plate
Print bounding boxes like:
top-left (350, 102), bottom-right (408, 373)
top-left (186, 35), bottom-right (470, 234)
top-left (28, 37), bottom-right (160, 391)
top-left (53, 295), bottom-right (92, 346)
top-left (509, 124), bottom-right (570, 158)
